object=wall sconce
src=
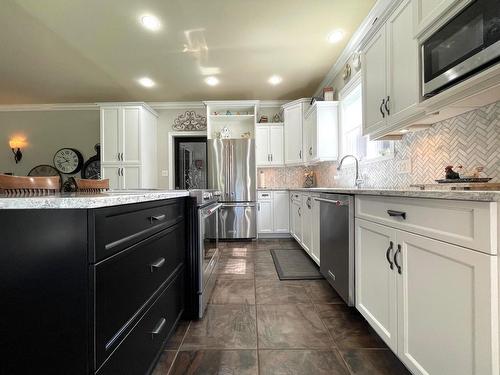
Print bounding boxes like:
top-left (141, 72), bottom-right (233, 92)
top-left (9, 138), bottom-right (26, 163)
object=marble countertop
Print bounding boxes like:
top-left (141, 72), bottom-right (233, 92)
top-left (258, 187), bottom-right (500, 202)
top-left (0, 190), bottom-right (189, 209)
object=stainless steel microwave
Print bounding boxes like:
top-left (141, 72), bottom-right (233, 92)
top-left (422, 0), bottom-right (500, 97)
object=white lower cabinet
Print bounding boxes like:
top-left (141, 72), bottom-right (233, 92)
top-left (257, 199), bottom-right (273, 234)
top-left (397, 231), bottom-right (497, 375)
top-left (355, 218), bottom-right (398, 351)
top-left (355, 217), bottom-right (499, 375)
top-left (273, 191), bottom-right (290, 233)
top-left (310, 195), bottom-right (320, 265)
top-left (290, 193), bottom-right (302, 242)
top-left (288, 191), bottom-right (320, 265)
top-left (301, 195), bottom-right (312, 254)
top-left (257, 191), bottom-right (289, 236)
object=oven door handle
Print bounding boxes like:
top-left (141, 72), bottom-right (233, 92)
top-left (220, 203), bottom-right (256, 208)
top-left (203, 203), bottom-right (222, 218)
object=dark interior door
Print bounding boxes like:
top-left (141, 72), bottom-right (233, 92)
top-left (174, 137), bottom-right (207, 190)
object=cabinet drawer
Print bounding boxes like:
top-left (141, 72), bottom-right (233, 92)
top-left (97, 269), bottom-right (184, 375)
top-left (94, 222), bottom-right (185, 367)
top-left (93, 198), bottom-right (185, 262)
top-left (258, 191), bottom-right (273, 200)
top-left (355, 195), bottom-right (497, 254)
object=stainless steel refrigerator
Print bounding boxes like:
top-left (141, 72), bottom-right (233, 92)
top-left (207, 139), bottom-right (256, 239)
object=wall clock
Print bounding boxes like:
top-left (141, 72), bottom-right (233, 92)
top-left (81, 144), bottom-right (101, 179)
top-left (28, 164), bottom-right (61, 178)
top-left (53, 148), bottom-right (84, 174)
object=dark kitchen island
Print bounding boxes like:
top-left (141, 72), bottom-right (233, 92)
top-left (0, 191), bottom-right (189, 375)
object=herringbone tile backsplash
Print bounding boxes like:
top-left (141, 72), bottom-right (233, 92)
top-left (258, 101), bottom-right (500, 188)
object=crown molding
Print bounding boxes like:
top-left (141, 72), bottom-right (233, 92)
top-left (96, 101), bottom-right (158, 116)
top-left (0, 103), bottom-right (99, 112)
top-left (147, 101), bottom-right (205, 110)
top-left (281, 98), bottom-right (311, 109)
top-left (313, 0), bottom-right (397, 97)
top-left (260, 100), bottom-right (288, 108)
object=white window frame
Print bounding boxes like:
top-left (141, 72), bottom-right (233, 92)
top-left (338, 71), bottom-right (394, 165)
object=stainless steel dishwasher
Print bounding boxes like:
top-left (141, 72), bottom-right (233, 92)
top-left (316, 193), bottom-right (354, 306)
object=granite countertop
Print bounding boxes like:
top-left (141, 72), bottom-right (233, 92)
top-left (258, 187), bottom-right (500, 202)
top-left (0, 189), bottom-right (189, 209)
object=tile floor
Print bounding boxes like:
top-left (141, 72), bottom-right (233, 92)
top-left (152, 239), bottom-right (410, 375)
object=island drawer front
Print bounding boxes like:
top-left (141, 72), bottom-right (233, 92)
top-left (355, 195), bottom-right (497, 254)
top-left (97, 269), bottom-right (184, 375)
top-left (93, 198), bottom-right (185, 262)
top-left (94, 222), bottom-right (185, 367)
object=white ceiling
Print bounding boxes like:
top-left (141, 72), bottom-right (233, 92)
top-left (0, 0), bottom-right (375, 104)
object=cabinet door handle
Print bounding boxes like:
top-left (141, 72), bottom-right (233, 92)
top-left (394, 244), bottom-right (402, 274)
top-left (387, 209), bottom-right (406, 220)
top-left (298, 207), bottom-right (301, 217)
top-left (299, 150), bottom-right (302, 159)
top-left (151, 317), bottom-right (167, 337)
top-left (150, 257), bottom-right (166, 272)
top-left (150, 214), bottom-right (166, 223)
top-left (386, 241), bottom-right (394, 270)
top-left (270, 154), bottom-right (273, 162)
top-left (379, 99), bottom-right (385, 118)
top-left (385, 96), bottom-right (390, 115)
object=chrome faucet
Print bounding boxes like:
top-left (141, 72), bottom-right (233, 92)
top-left (337, 154), bottom-right (364, 188)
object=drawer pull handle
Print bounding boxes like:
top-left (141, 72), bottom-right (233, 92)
top-left (394, 244), bottom-right (402, 274)
top-left (386, 241), bottom-right (394, 270)
top-left (387, 210), bottom-right (406, 220)
top-left (150, 214), bottom-right (166, 223)
top-left (151, 317), bottom-right (167, 338)
top-left (150, 257), bottom-right (166, 272)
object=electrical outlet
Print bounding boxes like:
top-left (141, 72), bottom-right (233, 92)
top-left (161, 170), bottom-right (168, 177)
top-left (397, 159), bottom-right (411, 174)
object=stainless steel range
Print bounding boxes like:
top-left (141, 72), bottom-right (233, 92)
top-left (188, 189), bottom-right (221, 319)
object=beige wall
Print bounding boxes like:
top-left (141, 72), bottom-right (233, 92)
top-left (156, 107), bottom-right (207, 188)
top-left (0, 110), bottom-right (99, 177)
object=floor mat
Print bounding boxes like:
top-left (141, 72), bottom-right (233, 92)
top-left (270, 248), bottom-right (323, 280)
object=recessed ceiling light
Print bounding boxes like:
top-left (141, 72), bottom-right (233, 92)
top-left (327, 29), bottom-right (345, 44)
top-left (138, 77), bottom-right (155, 88)
top-left (205, 76), bottom-right (219, 86)
top-left (268, 75), bottom-right (282, 85)
top-left (140, 15), bottom-right (161, 31)
top-left (399, 129), bottom-right (409, 134)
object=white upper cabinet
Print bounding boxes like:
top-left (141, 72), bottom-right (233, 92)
top-left (362, 27), bottom-right (388, 136)
top-left (255, 126), bottom-right (270, 166)
top-left (256, 124), bottom-right (284, 166)
top-left (412, 0), bottom-right (458, 37)
top-left (122, 107), bottom-right (141, 164)
top-left (100, 103), bottom-right (158, 189)
top-left (304, 102), bottom-right (339, 163)
top-left (362, 0), bottom-right (422, 138)
top-left (101, 108), bottom-right (121, 164)
top-left (283, 100), bottom-right (308, 165)
top-left (386, 0), bottom-right (421, 127)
